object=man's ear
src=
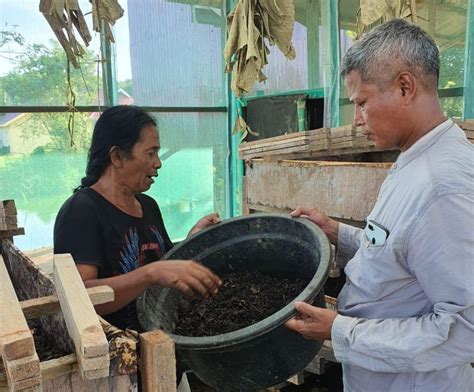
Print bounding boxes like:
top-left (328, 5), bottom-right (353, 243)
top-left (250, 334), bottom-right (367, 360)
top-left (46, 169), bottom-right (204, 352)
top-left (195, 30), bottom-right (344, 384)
top-left (397, 72), bottom-right (416, 103)
top-left (109, 146), bottom-right (124, 168)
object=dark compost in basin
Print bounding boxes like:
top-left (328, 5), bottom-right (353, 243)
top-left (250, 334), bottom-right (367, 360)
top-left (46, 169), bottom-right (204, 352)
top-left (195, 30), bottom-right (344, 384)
top-left (137, 213), bottom-right (332, 391)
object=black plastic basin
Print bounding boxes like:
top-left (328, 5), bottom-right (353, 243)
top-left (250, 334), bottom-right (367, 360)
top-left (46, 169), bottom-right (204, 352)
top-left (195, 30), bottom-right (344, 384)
top-left (137, 213), bottom-right (332, 391)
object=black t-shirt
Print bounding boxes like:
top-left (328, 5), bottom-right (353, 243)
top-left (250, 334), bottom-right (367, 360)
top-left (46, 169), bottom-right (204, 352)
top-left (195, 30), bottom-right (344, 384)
top-left (54, 188), bottom-right (173, 331)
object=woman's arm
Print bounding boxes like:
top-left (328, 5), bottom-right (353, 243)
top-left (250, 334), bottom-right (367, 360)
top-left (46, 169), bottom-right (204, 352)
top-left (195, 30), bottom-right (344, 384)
top-left (77, 261), bottom-right (222, 315)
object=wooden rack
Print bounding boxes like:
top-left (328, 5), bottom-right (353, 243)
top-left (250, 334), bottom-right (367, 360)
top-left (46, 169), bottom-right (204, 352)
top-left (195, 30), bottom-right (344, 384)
top-left (239, 120), bottom-right (474, 161)
top-left (0, 207), bottom-right (177, 392)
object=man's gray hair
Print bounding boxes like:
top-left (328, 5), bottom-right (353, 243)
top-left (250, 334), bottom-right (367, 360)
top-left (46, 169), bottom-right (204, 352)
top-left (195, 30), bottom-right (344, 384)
top-left (341, 19), bottom-right (439, 91)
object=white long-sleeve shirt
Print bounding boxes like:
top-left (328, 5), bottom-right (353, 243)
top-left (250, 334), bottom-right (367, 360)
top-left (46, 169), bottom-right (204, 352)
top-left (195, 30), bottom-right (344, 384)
top-left (331, 119), bottom-right (474, 391)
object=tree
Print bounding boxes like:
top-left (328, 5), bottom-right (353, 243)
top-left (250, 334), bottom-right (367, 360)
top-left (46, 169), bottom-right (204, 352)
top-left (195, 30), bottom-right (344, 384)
top-left (439, 46), bottom-right (465, 118)
top-left (0, 29), bottom-right (24, 47)
top-left (1, 41), bottom-right (99, 151)
top-left (118, 79), bottom-right (133, 96)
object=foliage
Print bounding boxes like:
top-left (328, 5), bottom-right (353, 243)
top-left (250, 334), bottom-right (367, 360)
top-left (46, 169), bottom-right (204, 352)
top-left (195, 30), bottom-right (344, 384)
top-left (0, 29), bottom-right (24, 47)
top-left (20, 112), bottom-right (95, 152)
top-left (439, 47), bottom-right (465, 118)
top-left (118, 79), bottom-right (133, 96)
top-left (1, 41), bottom-right (99, 150)
top-left (1, 41), bottom-right (98, 106)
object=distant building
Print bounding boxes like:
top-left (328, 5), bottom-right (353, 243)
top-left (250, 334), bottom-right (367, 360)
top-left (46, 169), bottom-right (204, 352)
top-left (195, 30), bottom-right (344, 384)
top-left (0, 113), bottom-right (50, 155)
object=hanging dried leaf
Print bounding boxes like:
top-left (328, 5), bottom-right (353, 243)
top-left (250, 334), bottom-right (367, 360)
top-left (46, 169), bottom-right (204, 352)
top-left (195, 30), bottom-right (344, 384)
top-left (224, 0), bottom-right (296, 98)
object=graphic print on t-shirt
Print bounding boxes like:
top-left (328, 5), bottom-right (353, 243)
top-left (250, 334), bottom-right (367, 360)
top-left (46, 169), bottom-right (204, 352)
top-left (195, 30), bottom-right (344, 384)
top-left (120, 227), bottom-right (140, 273)
top-left (119, 225), bottom-right (167, 273)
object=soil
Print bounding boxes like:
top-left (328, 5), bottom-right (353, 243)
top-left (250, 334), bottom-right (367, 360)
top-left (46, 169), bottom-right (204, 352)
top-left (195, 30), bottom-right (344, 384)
top-left (174, 271), bottom-right (310, 337)
top-left (28, 320), bottom-right (72, 361)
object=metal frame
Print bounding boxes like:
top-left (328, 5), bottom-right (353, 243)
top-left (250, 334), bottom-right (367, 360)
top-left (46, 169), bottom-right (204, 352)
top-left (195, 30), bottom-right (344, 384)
top-left (1, 1), bottom-right (471, 220)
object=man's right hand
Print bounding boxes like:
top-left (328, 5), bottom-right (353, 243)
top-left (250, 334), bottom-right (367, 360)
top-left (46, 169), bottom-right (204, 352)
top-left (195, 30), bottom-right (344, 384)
top-left (149, 260), bottom-right (222, 299)
top-left (291, 207), bottom-right (339, 245)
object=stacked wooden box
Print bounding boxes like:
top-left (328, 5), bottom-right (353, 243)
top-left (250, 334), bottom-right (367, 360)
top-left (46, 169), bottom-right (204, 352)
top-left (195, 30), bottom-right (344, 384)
top-left (0, 201), bottom-right (17, 232)
top-left (238, 131), bottom-right (315, 159)
top-left (456, 119), bottom-right (474, 142)
top-left (0, 250), bottom-right (113, 391)
top-left (238, 125), bottom-right (376, 160)
top-left (239, 120), bottom-right (474, 161)
top-left (0, 227), bottom-right (178, 392)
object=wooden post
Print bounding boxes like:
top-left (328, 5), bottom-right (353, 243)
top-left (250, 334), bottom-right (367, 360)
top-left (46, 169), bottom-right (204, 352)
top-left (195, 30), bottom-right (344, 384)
top-left (53, 254), bottom-right (110, 379)
top-left (140, 330), bottom-right (176, 392)
top-left (0, 255), bottom-right (41, 391)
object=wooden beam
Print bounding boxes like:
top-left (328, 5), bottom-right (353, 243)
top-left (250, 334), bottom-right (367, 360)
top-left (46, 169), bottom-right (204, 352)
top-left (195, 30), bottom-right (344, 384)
top-left (53, 254), bottom-right (109, 379)
top-left (21, 285), bottom-right (114, 320)
top-left (0, 228), bottom-right (25, 240)
top-left (140, 330), bottom-right (176, 392)
top-left (0, 255), bottom-right (42, 391)
top-left (0, 256), bottom-right (36, 361)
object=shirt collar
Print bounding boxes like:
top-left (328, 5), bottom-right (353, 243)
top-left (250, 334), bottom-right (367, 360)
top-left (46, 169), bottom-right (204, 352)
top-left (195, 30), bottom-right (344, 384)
top-left (394, 119), bottom-right (455, 171)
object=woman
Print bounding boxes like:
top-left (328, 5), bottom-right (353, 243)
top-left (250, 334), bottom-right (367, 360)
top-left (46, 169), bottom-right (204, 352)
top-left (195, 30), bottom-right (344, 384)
top-left (54, 105), bottom-right (222, 331)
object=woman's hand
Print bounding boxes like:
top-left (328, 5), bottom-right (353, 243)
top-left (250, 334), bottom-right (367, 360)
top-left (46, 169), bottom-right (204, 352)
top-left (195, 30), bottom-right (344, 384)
top-left (291, 207), bottom-right (339, 245)
top-left (149, 260), bottom-right (222, 298)
top-left (188, 213), bottom-right (221, 237)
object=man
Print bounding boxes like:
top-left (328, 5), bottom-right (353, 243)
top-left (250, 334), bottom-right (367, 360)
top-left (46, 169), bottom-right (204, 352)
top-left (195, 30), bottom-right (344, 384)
top-left (286, 19), bottom-right (474, 391)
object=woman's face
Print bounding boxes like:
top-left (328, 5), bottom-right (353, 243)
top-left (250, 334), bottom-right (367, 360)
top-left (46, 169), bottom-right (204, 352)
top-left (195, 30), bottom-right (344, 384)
top-left (119, 124), bottom-right (161, 193)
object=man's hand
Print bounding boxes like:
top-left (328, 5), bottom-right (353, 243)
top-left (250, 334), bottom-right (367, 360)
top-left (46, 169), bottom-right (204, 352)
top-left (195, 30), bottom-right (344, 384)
top-left (291, 207), bottom-right (339, 245)
top-left (188, 213), bottom-right (221, 236)
top-left (285, 301), bottom-right (337, 341)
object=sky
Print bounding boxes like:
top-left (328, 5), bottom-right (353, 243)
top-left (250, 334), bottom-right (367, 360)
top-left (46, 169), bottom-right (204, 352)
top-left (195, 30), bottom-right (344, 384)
top-left (0, 0), bottom-right (132, 81)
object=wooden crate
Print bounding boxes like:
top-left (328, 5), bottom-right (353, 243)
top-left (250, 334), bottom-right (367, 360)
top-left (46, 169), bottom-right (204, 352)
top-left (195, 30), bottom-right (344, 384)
top-left (0, 231), bottom-right (178, 392)
top-left (245, 160), bottom-right (391, 223)
top-left (239, 120), bottom-right (474, 161)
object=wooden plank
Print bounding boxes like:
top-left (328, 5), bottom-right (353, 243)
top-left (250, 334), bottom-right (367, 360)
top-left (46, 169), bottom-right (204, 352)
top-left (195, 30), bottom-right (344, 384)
top-left (22, 246), bottom-right (54, 260)
top-left (0, 228), bottom-right (24, 240)
top-left (286, 372), bottom-right (304, 385)
top-left (461, 120), bottom-right (474, 130)
top-left (3, 375), bottom-right (41, 392)
top-left (39, 354), bottom-right (77, 382)
top-left (0, 256), bottom-right (36, 361)
top-left (76, 351), bottom-right (110, 374)
top-left (242, 139), bottom-right (308, 153)
top-left (21, 285), bottom-right (114, 320)
top-left (4, 354), bottom-right (40, 382)
top-left (308, 140), bottom-right (329, 151)
top-left (246, 160), bottom-right (390, 221)
top-left (330, 125), bottom-right (354, 138)
top-left (53, 254), bottom-right (109, 379)
top-left (240, 131), bottom-right (313, 148)
top-left (239, 137), bottom-right (309, 152)
top-left (0, 200), bottom-right (17, 216)
top-left (305, 355), bottom-right (326, 375)
top-left (241, 145), bottom-right (310, 159)
top-left (330, 141), bottom-right (355, 149)
top-left (0, 216), bottom-right (17, 231)
top-left (0, 255), bottom-right (41, 391)
top-left (140, 330), bottom-right (176, 392)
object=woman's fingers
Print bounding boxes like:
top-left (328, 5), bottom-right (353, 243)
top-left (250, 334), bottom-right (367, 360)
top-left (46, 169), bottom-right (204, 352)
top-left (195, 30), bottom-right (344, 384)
top-left (174, 280), bottom-right (195, 298)
top-left (182, 275), bottom-right (211, 298)
top-left (160, 260), bottom-right (221, 297)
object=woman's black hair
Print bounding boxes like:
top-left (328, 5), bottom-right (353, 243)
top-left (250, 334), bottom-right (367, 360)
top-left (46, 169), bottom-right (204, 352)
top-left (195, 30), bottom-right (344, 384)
top-left (75, 105), bottom-right (157, 191)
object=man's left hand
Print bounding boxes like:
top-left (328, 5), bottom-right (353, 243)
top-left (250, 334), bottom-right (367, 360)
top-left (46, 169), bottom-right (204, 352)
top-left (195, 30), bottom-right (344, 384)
top-left (285, 301), bottom-right (337, 341)
top-left (188, 213), bottom-right (221, 236)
